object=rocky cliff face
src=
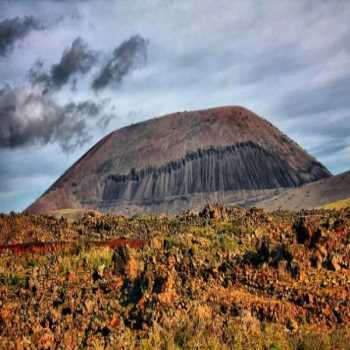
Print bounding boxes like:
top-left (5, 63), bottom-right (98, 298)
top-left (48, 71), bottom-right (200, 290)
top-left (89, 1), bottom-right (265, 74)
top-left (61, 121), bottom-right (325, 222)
top-left (26, 106), bottom-right (331, 215)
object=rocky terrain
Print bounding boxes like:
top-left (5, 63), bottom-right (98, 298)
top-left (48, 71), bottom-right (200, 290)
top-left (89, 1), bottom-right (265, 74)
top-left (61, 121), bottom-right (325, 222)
top-left (1, 205), bottom-right (350, 349)
top-left (26, 106), bottom-right (330, 215)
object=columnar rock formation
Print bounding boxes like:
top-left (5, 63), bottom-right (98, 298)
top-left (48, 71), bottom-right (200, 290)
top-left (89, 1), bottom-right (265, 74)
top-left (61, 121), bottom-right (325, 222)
top-left (26, 106), bottom-right (331, 215)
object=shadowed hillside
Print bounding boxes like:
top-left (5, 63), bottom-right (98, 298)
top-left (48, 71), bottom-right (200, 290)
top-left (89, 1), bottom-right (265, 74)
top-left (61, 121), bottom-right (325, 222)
top-left (26, 106), bottom-right (330, 215)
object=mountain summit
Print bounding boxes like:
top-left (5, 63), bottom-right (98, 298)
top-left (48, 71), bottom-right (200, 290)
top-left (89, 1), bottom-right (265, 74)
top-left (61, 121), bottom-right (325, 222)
top-left (26, 106), bottom-right (331, 215)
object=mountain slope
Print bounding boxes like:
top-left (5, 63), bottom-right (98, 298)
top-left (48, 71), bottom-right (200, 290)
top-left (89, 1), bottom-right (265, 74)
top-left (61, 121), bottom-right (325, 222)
top-left (256, 170), bottom-right (350, 211)
top-left (323, 197), bottom-right (350, 209)
top-left (26, 106), bottom-right (331, 215)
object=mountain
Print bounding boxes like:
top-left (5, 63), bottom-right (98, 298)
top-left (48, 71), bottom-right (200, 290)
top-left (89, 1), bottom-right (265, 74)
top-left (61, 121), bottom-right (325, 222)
top-left (26, 106), bottom-right (331, 215)
top-left (256, 170), bottom-right (350, 211)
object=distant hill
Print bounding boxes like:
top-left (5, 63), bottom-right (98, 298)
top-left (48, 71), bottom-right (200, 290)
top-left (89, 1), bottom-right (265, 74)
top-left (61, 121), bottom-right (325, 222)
top-left (26, 106), bottom-right (331, 215)
top-left (256, 170), bottom-right (350, 211)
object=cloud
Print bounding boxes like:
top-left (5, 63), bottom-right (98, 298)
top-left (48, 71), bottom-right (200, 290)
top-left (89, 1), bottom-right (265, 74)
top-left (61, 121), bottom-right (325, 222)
top-left (51, 37), bottom-right (97, 89)
top-left (92, 35), bottom-right (149, 91)
top-left (0, 15), bottom-right (44, 56)
top-left (29, 37), bottom-right (98, 91)
top-left (28, 61), bottom-right (51, 92)
top-left (29, 35), bottom-right (148, 93)
top-left (0, 0), bottom-right (349, 213)
top-left (276, 75), bottom-right (350, 118)
top-left (0, 84), bottom-right (113, 152)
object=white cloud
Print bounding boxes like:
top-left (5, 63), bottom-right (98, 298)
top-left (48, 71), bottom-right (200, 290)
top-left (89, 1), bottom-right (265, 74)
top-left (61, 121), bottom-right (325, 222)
top-left (0, 0), bottom-right (349, 211)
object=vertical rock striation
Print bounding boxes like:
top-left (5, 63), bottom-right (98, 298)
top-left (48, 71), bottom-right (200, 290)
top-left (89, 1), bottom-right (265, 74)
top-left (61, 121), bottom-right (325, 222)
top-left (26, 106), bottom-right (331, 215)
top-left (102, 142), bottom-right (328, 205)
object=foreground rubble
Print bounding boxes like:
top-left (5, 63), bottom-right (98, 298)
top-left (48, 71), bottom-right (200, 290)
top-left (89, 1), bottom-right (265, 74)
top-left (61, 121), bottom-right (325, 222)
top-left (0, 205), bottom-right (350, 349)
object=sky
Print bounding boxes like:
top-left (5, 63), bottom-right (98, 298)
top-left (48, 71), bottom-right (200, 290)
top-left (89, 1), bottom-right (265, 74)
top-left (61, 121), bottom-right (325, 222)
top-left (0, 0), bottom-right (349, 213)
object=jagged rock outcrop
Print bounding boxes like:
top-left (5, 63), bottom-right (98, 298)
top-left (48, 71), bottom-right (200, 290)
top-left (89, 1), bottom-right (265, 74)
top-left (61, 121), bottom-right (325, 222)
top-left (26, 106), bottom-right (331, 215)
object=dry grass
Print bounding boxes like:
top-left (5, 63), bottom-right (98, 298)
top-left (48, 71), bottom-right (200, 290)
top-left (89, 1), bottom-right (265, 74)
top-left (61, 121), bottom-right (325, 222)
top-left (48, 208), bottom-right (100, 223)
top-left (322, 198), bottom-right (350, 209)
top-left (59, 246), bottom-right (113, 273)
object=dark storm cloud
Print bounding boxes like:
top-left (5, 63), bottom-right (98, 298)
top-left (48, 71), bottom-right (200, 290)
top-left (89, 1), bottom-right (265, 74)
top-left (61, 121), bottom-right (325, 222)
top-left (28, 61), bottom-right (51, 92)
top-left (1, 0), bottom-right (350, 213)
top-left (29, 37), bottom-right (98, 91)
top-left (0, 16), bottom-right (44, 56)
top-left (29, 35), bottom-right (148, 93)
top-left (92, 35), bottom-right (149, 91)
top-left (51, 37), bottom-right (97, 89)
top-left (0, 85), bottom-right (113, 152)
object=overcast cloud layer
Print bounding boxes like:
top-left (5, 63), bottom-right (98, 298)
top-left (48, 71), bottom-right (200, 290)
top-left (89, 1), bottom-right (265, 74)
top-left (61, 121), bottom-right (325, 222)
top-left (0, 0), bottom-right (349, 212)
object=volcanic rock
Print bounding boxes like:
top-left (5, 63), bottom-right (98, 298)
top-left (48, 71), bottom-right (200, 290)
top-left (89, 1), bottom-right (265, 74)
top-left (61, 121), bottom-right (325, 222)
top-left (26, 106), bottom-right (331, 215)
